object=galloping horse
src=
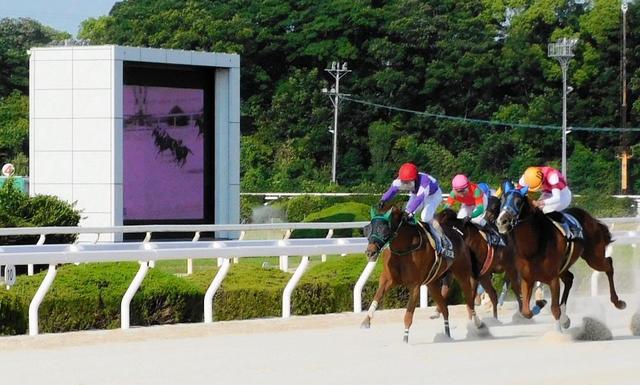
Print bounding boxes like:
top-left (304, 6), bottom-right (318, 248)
top-left (361, 206), bottom-right (486, 342)
top-left (496, 187), bottom-right (626, 329)
top-left (437, 208), bottom-right (521, 318)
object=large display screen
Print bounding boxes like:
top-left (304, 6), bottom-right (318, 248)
top-left (123, 85), bottom-right (204, 220)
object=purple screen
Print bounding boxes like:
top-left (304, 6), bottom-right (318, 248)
top-left (123, 86), bottom-right (204, 220)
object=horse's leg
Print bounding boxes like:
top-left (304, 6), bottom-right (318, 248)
top-left (457, 273), bottom-right (484, 328)
top-left (582, 249), bottom-right (627, 310)
top-left (427, 281), bottom-right (451, 337)
top-left (479, 274), bottom-right (498, 319)
top-left (519, 279), bottom-right (534, 319)
top-left (558, 271), bottom-right (573, 329)
top-left (402, 285), bottom-right (420, 343)
top-left (549, 277), bottom-right (566, 330)
top-left (430, 275), bottom-right (450, 319)
top-left (361, 273), bottom-right (394, 329)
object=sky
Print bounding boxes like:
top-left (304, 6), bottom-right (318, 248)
top-left (1, 0), bottom-right (117, 37)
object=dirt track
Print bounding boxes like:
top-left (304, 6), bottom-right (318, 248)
top-left (1, 296), bottom-right (639, 385)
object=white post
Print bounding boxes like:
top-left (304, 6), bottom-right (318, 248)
top-left (233, 230), bottom-right (245, 264)
top-left (419, 285), bottom-right (428, 309)
top-left (321, 229), bottom-right (334, 262)
top-left (204, 258), bottom-right (231, 323)
top-left (121, 261), bottom-right (149, 329)
top-left (143, 232), bottom-right (155, 268)
top-left (188, 231), bottom-right (201, 275)
top-left (28, 264), bottom-right (57, 336)
top-left (30, 234), bottom-right (46, 276)
top-left (590, 271), bottom-right (601, 297)
top-left (279, 229), bottom-right (292, 272)
top-left (282, 256), bottom-right (309, 318)
top-left (353, 261), bottom-right (377, 313)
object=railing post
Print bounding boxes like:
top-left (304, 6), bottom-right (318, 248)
top-left (419, 285), bottom-right (428, 309)
top-left (30, 234), bottom-right (46, 276)
top-left (353, 261), bottom-right (377, 313)
top-left (321, 229), bottom-right (334, 262)
top-left (143, 232), bottom-right (155, 268)
top-left (204, 258), bottom-right (231, 323)
top-left (121, 261), bottom-right (149, 329)
top-left (279, 229), bottom-right (292, 272)
top-left (28, 264), bottom-right (57, 335)
top-left (282, 256), bottom-right (309, 318)
top-left (188, 231), bottom-right (201, 275)
top-left (233, 230), bottom-right (245, 264)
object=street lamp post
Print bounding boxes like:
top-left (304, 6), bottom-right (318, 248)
top-left (548, 38), bottom-right (578, 178)
top-left (322, 62), bottom-right (351, 184)
top-left (620, 1), bottom-right (633, 193)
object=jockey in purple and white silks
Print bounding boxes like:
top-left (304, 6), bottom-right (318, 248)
top-left (378, 163), bottom-right (451, 258)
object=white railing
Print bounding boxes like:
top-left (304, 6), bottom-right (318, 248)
top-left (0, 222), bottom-right (369, 275)
top-left (0, 237), bottom-right (372, 335)
top-left (2, 216), bottom-right (640, 336)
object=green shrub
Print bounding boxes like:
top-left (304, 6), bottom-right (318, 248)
top-left (573, 193), bottom-right (635, 218)
top-left (292, 202), bottom-right (370, 238)
top-left (0, 177), bottom-right (81, 245)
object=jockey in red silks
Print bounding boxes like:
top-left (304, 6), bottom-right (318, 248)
top-left (518, 166), bottom-right (572, 213)
top-left (378, 162), bottom-right (451, 257)
top-left (444, 174), bottom-right (488, 226)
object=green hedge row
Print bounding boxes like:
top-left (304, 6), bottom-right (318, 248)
top-left (1, 256), bottom-right (450, 335)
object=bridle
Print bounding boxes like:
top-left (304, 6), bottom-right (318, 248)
top-left (365, 210), bottom-right (424, 258)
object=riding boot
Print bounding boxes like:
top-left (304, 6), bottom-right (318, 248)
top-left (428, 221), bottom-right (453, 259)
top-left (483, 222), bottom-right (505, 246)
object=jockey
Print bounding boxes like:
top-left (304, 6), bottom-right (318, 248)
top-left (378, 162), bottom-right (451, 257)
top-left (445, 174), bottom-right (503, 245)
top-left (445, 174), bottom-right (487, 226)
top-left (518, 166), bottom-right (572, 213)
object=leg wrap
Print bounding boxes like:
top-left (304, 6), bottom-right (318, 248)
top-left (367, 300), bottom-right (378, 318)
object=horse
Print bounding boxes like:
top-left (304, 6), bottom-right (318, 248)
top-left (436, 207), bottom-right (521, 319)
top-left (360, 206), bottom-right (486, 342)
top-left (496, 187), bottom-right (626, 330)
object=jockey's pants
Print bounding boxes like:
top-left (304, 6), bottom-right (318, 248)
top-left (457, 194), bottom-right (489, 227)
top-left (540, 187), bottom-right (572, 213)
top-left (414, 188), bottom-right (443, 223)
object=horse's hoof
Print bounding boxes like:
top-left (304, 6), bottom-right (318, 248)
top-left (616, 300), bottom-right (627, 310)
top-left (429, 313), bottom-right (441, 320)
top-left (560, 315), bottom-right (571, 329)
top-left (360, 319), bottom-right (371, 329)
top-left (402, 335), bottom-right (409, 343)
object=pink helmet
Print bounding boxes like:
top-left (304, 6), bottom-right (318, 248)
top-left (452, 174), bottom-right (469, 190)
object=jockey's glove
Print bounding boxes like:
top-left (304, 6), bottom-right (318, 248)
top-left (377, 200), bottom-right (385, 210)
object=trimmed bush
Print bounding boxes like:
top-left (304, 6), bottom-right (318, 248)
top-left (0, 177), bottom-right (81, 245)
top-left (292, 202), bottom-right (370, 239)
top-left (573, 193), bottom-right (635, 218)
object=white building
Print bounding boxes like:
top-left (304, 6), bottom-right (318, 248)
top-left (28, 45), bottom-right (240, 239)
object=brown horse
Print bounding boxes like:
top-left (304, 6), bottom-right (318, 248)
top-left (496, 187), bottom-right (626, 330)
top-left (360, 206), bottom-right (486, 342)
top-left (437, 207), bottom-right (521, 319)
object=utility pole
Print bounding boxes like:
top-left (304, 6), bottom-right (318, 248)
top-left (322, 62), bottom-right (351, 184)
top-left (548, 38), bottom-right (578, 179)
top-left (620, 1), bottom-right (633, 193)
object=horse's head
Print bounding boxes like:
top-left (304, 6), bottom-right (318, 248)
top-left (363, 206), bottom-right (401, 261)
top-left (496, 185), bottom-right (529, 234)
top-left (484, 196), bottom-right (501, 224)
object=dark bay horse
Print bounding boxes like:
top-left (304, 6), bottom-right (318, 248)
top-left (496, 187), bottom-right (626, 330)
top-left (437, 207), bottom-right (521, 318)
top-left (361, 206), bottom-right (486, 342)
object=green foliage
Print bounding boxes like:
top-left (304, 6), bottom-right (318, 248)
top-left (292, 202), bottom-right (370, 238)
top-left (0, 91), bottom-right (28, 163)
top-left (572, 194), bottom-right (635, 218)
top-left (0, 177), bottom-right (81, 245)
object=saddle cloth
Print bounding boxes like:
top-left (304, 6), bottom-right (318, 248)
top-left (548, 212), bottom-right (584, 240)
top-left (477, 225), bottom-right (506, 247)
top-left (419, 221), bottom-right (454, 260)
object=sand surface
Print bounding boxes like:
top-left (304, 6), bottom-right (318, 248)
top-left (0, 296), bottom-right (638, 385)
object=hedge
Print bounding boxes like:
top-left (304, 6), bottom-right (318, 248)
top-left (0, 255), bottom-right (431, 335)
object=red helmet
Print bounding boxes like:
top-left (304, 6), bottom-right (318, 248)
top-left (398, 163), bottom-right (418, 181)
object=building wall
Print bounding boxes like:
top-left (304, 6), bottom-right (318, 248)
top-left (29, 45), bottom-right (240, 239)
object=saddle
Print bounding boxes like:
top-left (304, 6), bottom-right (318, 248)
top-left (476, 223), bottom-right (506, 247)
top-left (547, 211), bottom-right (584, 240)
top-left (418, 221), bottom-right (454, 261)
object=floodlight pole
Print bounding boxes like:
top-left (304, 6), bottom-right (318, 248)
top-left (620, 2), bottom-right (632, 193)
top-left (548, 38), bottom-right (578, 179)
top-left (323, 62), bottom-right (351, 184)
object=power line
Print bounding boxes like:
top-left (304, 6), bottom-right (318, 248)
top-left (343, 95), bottom-right (640, 133)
